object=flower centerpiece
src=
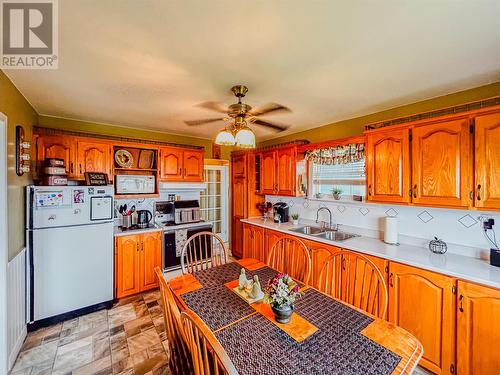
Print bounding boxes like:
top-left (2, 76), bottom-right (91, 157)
top-left (264, 273), bottom-right (303, 324)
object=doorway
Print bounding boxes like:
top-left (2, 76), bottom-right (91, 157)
top-left (0, 113), bottom-right (8, 374)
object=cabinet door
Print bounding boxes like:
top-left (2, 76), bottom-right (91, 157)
top-left (276, 147), bottom-right (296, 196)
top-left (183, 150), bottom-right (204, 182)
top-left (242, 223), bottom-right (253, 259)
top-left (260, 151), bottom-right (277, 194)
top-left (474, 112), bottom-right (500, 210)
top-left (253, 226), bottom-right (265, 262)
top-left (412, 119), bottom-right (471, 207)
top-left (232, 154), bottom-right (247, 178)
top-left (77, 141), bottom-right (112, 179)
top-left (159, 147), bottom-right (184, 181)
top-left (457, 280), bottom-right (500, 375)
top-left (140, 232), bottom-right (162, 291)
top-left (231, 218), bottom-right (244, 258)
top-left (366, 128), bottom-right (411, 203)
top-left (36, 135), bottom-right (76, 177)
top-left (232, 177), bottom-right (247, 217)
top-left (115, 235), bottom-right (141, 298)
top-left (264, 229), bottom-right (283, 262)
top-left (307, 240), bottom-right (339, 289)
top-left (388, 262), bottom-right (456, 375)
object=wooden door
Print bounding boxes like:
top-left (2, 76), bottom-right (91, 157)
top-left (366, 128), bottom-right (411, 203)
top-left (232, 154), bottom-right (247, 178)
top-left (276, 147), bottom-right (296, 196)
top-left (115, 235), bottom-right (141, 298)
top-left (474, 112), bottom-right (500, 210)
top-left (307, 240), bottom-right (338, 289)
top-left (242, 223), bottom-right (253, 259)
top-left (457, 280), bottom-right (500, 375)
top-left (140, 231), bottom-right (162, 291)
top-left (388, 262), bottom-right (456, 374)
top-left (260, 151), bottom-right (277, 194)
top-left (159, 147), bottom-right (184, 181)
top-left (231, 218), bottom-right (243, 258)
top-left (36, 135), bottom-right (76, 177)
top-left (412, 119), bottom-right (471, 207)
top-left (77, 140), bottom-right (112, 179)
top-left (183, 150), bottom-right (204, 182)
top-left (252, 226), bottom-right (265, 262)
top-left (231, 176), bottom-right (247, 258)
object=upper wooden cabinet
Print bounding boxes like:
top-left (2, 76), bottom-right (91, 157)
top-left (366, 128), bottom-right (411, 203)
top-left (388, 262), bottom-right (456, 375)
top-left (159, 147), bottom-right (204, 182)
top-left (474, 112), bottom-right (500, 210)
top-left (76, 140), bottom-right (112, 179)
top-left (411, 118), bottom-right (471, 208)
top-left (36, 135), bottom-right (76, 178)
top-left (232, 154), bottom-right (246, 178)
top-left (260, 147), bottom-right (297, 196)
top-left (457, 280), bottom-right (500, 375)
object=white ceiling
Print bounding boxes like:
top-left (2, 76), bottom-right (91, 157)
top-left (5, 0), bottom-right (500, 141)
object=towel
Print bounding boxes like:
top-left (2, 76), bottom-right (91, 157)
top-left (175, 229), bottom-right (188, 257)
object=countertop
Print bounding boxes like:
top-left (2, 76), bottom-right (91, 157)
top-left (113, 221), bottom-right (213, 237)
top-left (241, 217), bottom-right (500, 290)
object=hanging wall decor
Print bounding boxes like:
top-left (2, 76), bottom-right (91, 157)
top-left (16, 125), bottom-right (31, 176)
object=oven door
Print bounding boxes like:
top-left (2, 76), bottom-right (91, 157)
top-left (163, 225), bottom-right (213, 272)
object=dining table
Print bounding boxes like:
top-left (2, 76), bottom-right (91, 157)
top-left (167, 258), bottom-right (423, 375)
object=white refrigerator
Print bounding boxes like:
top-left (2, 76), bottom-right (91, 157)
top-left (26, 185), bottom-right (114, 327)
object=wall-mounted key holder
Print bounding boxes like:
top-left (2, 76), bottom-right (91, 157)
top-left (16, 125), bottom-right (31, 176)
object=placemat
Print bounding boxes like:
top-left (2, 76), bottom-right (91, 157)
top-left (181, 285), bottom-right (255, 331)
top-left (215, 289), bottom-right (401, 375)
top-left (247, 266), bottom-right (304, 288)
top-left (192, 261), bottom-right (243, 287)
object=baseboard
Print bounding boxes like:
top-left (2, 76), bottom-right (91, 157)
top-left (8, 326), bottom-right (26, 370)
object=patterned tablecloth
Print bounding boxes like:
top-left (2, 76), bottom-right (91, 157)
top-left (178, 261), bottom-right (403, 375)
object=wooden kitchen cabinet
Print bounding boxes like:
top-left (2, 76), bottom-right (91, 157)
top-left (474, 111), bottom-right (500, 210)
top-left (260, 148), bottom-right (297, 196)
top-left (232, 154), bottom-right (246, 178)
top-left (388, 262), bottom-right (456, 375)
top-left (411, 118), bottom-right (471, 208)
top-left (242, 223), bottom-right (265, 262)
top-left (366, 127), bottom-right (411, 203)
top-left (306, 240), bottom-right (339, 289)
top-left (231, 177), bottom-right (247, 258)
top-left (159, 146), bottom-right (204, 182)
top-left (456, 280), bottom-right (500, 375)
top-left (77, 140), bottom-right (112, 179)
top-left (264, 229), bottom-right (283, 258)
top-left (114, 231), bottom-right (162, 298)
top-left (36, 135), bottom-right (76, 178)
top-left (260, 150), bottom-right (277, 194)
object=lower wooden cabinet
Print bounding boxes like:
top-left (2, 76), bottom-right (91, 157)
top-left (264, 229), bottom-right (283, 259)
top-left (114, 231), bottom-right (162, 299)
top-left (457, 280), bottom-right (500, 375)
top-left (388, 262), bottom-right (456, 375)
top-left (242, 223), bottom-right (265, 262)
top-left (306, 240), bottom-right (339, 289)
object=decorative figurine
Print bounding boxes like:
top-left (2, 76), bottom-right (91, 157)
top-left (250, 275), bottom-right (264, 300)
top-left (238, 269), bottom-right (248, 291)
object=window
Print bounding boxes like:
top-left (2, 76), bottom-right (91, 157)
top-left (310, 159), bottom-right (366, 199)
top-left (200, 165), bottom-right (229, 242)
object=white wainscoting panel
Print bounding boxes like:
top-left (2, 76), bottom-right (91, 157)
top-left (7, 248), bottom-right (26, 370)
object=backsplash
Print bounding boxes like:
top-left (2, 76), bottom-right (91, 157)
top-left (266, 195), bottom-right (500, 255)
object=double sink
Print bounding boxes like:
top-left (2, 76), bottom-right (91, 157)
top-left (289, 225), bottom-right (359, 242)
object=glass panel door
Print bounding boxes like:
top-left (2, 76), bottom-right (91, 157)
top-left (200, 165), bottom-right (229, 243)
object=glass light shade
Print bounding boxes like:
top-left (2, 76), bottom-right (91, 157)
top-left (235, 127), bottom-right (256, 148)
top-left (214, 129), bottom-right (235, 146)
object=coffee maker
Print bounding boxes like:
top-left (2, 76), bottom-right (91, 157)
top-left (273, 202), bottom-right (290, 223)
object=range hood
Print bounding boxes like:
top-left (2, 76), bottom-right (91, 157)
top-left (159, 182), bottom-right (207, 192)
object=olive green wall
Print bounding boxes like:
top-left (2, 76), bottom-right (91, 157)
top-left (259, 81), bottom-right (500, 147)
top-left (37, 115), bottom-right (234, 160)
top-left (0, 70), bottom-right (38, 261)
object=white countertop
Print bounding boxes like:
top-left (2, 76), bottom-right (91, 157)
top-left (241, 217), bottom-right (500, 290)
top-left (113, 221), bottom-right (213, 237)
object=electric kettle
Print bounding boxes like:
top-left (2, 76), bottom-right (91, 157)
top-left (136, 210), bottom-right (152, 229)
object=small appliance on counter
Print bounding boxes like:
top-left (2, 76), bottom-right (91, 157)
top-left (273, 202), bottom-right (289, 223)
top-left (137, 209), bottom-right (153, 228)
top-left (174, 200), bottom-right (201, 224)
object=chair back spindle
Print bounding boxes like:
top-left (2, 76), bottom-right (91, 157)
top-left (181, 232), bottom-right (229, 274)
top-left (266, 235), bottom-right (312, 284)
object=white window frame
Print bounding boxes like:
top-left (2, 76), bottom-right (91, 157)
top-left (200, 165), bottom-right (229, 243)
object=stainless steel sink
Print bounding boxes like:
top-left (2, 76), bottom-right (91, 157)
top-left (289, 226), bottom-right (325, 235)
top-left (314, 230), bottom-right (359, 242)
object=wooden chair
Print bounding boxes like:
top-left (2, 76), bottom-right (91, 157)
top-left (181, 309), bottom-right (238, 375)
top-left (181, 232), bottom-right (229, 274)
top-left (266, 235), bottom-right (312, 285)
top-left (317, 250), bottom-right (388, 318)
top-left (155, 267), bottom-right (193, 375)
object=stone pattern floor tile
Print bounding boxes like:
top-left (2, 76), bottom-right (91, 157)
top-left (10, 290), bottom-right (170, 375)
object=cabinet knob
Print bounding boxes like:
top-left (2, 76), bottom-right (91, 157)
top-left (389, 273), bottom-right (394, 287)
top-left (477, 184), bottom-right (481, 201)
top-left (413, 184), bottom-right (417, 198)
top-left (459, 294), bottom-right (464, 312)
top-left (368, 184), bottom-right (372, 196)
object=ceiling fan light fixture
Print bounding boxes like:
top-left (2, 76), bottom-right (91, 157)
top-left (235, 127), bottom-right (256, 149)
top-left (214, 128), bottom-right (236, 146)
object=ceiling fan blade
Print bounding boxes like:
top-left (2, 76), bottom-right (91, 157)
top-left (249, 103), bottom-right (291, 116)
top-left (184, 118), bottom-right (224, 126)
top-left (251, 119), bottom-right (290, 132)
top-left (196, 101), bottom-right (228, 114)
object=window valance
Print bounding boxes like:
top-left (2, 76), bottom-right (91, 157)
top-left (304, 143), bottom-right (365, 165)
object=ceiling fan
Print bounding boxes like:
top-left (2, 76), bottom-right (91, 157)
top-left (184, 85), bottom-right (291, 148)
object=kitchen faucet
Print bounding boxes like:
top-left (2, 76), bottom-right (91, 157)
top-left (316, 206), bottom-right (337, 230)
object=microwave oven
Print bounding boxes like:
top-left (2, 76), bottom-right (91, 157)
top-left (115, 175), bottom-right (156, 194)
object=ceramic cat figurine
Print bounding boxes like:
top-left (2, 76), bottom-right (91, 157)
top-left (250, 275), bottom-right (264, 300)
top-left (238, 268), bottom-right (248, 291)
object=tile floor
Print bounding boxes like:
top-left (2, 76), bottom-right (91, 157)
top-left (10, 290), bottom-right (171, 375)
